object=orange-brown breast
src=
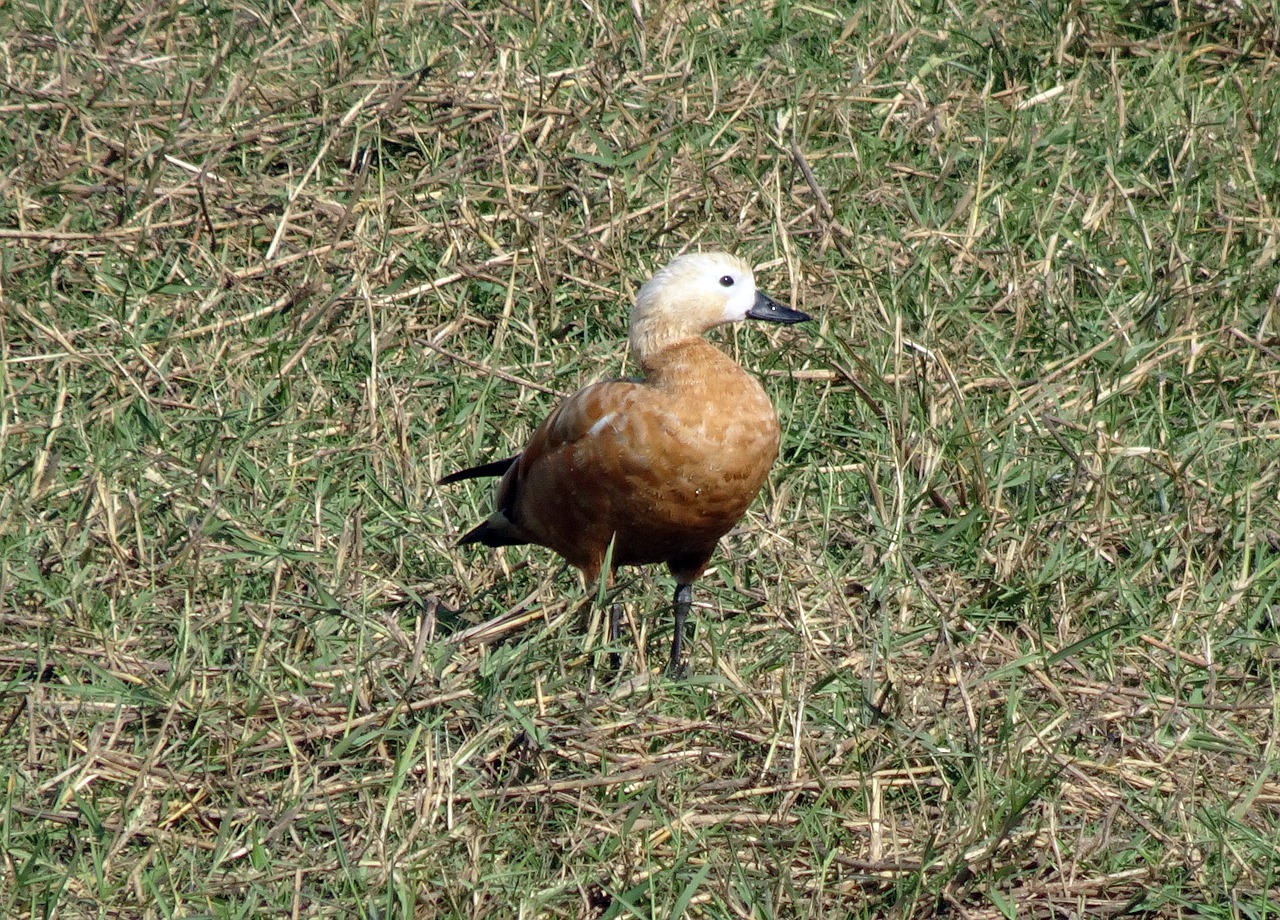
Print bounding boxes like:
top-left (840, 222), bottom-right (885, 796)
top-left (494, 339), bottom-right (781, 584)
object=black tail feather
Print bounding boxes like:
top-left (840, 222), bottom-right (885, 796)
top-left (438, 455), bottom-right (519, 486)
top-left (457, 519), bottom-right (528, 548)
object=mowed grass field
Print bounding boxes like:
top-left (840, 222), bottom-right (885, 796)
top-left (3, 0), bottom-right (1280, 916)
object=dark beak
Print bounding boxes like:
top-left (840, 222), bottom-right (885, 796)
top-left (746, 291), bottom-right (810, 324)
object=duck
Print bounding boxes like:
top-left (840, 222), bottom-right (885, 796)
top-left (440, 252), bottom-right (809, 676)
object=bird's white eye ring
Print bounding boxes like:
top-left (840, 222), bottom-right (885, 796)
top-left (719, 275), bottom-right (734, 287)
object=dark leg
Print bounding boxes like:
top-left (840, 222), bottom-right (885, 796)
top-left (667, 583), bottom-right (693, 679)
top-left (608, 602), bottom-right (623, 672)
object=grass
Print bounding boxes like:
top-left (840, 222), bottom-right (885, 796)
top-left (2, 0), bottom-right (1279, 916)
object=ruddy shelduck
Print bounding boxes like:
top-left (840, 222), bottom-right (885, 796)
top-left (441, 252), bottom-right (809, 676)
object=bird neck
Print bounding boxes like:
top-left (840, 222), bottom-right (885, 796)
top-left (635, 338), bottom-right (741, 385)
top-left (629, 317), bottom-right (698, 367)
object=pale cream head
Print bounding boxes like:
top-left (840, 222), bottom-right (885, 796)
top-left (628, 252), bottom-right (760, 362)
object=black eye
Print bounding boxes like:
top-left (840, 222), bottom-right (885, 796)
top-left (719, 275), bottom-right (735, 287)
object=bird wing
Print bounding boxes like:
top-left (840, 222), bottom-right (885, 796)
top-left (506, 379), bottom-right (648, 505)
top-left (493, 380), bottom-right (654, 573)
